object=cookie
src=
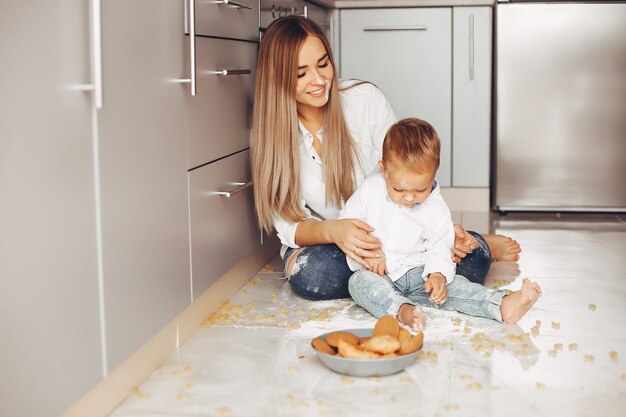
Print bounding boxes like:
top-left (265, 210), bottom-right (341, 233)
top-left (399, 332), bottom-right (424, 355)
top-left (361, 335), bottom-right (401, 354)
top-left (338, 339), bottom-right (380, 359)
top-left (312, 337), bottom-right (336, 355)
top-left (398, 328), bottom-right (411, 344)
top-left (374, 315), bottom-right (399, 338)
top-left (358, 336), bottom-right (371, 345)
top-left (325, 331), bottom-right (360, 348)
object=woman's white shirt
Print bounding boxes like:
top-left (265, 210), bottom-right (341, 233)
top-left (273, 80), bottom-right (397, 249)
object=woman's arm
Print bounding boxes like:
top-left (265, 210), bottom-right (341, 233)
top-left (295, 218), bottom-right (381, 268)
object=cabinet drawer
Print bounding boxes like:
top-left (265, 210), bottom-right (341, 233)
top-left (186, 37), bottom-right (257, 169)
top-left (190, 0), bottom-right (259, 41)
top-left (189, 149), bottom-right (260, 299)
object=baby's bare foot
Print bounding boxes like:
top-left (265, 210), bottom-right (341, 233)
top-left (484, 234), bottom-right (521, 262)
top-left (500, 278), bottom-right (542, 324)
top-left (397, 304), bottom-right (426, 332)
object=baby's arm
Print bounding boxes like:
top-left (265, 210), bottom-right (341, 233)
top-left (422, 206), bottom-right (457, 284)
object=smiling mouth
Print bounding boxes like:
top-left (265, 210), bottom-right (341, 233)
top-left (307, 85), bottom-right (325, 97)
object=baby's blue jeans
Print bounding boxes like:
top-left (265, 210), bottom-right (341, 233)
top-left (348, 265), bottom-right (506, 322)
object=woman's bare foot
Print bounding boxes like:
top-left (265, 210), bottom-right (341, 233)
top-left (500, 278), bottom-right (542, 324)
top-left (397, 304), bottom-right (426, 332)
top-left (484, 234), bottom-right (521, 262)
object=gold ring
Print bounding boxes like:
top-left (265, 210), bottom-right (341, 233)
top-left (354, 246), bottom-right (359, 255)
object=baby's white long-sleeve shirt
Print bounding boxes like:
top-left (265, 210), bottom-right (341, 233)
top-left (339, 174), bottom-right (457, 283)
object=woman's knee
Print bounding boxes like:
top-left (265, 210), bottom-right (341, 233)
top-left (456, 231), bottom-right (491, 284)
top-left (284, 248), bottom-right (305, 278)
top-left (286, 245), bottom-right (352, 300)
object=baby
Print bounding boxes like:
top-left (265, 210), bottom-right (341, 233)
top-left (340, 118), bottom-right (541, 330)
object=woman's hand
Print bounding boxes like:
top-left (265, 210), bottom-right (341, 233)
top-left (329, 219), bottom-right (381, 268)
top-left (364, 248), bottom-right (388, 276)
top-left (453, 224), bottom-right (478, 263)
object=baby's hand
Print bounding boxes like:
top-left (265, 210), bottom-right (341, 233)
top-left (424, 273), bottom-right (448, 305)
top-left (365, 249), bottom-right (387, 276)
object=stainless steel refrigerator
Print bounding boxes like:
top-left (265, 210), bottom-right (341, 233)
top-left (494, 1), bottom-right (626, 212)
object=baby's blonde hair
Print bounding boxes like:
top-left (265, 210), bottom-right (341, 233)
top-left (382, 118), bottom-right (441, 173)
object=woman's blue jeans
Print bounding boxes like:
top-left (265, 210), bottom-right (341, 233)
top-left (282, 231), bottom-right (491, 301)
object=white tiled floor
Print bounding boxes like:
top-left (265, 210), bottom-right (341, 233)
top-left (110, 212), bottom-right (626, 417)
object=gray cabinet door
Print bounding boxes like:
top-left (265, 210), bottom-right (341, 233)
top-left (0, 2), bottom-right (102, 416)
top-left (340, 8), bottom-right (452, 186)
top-left (98, 0), bottom-right (191, 371)
top-left (189, 150), bottom-right (260, 299)
top-left (185, 37), bottom-right (257, 169)
top-left (452, 7), bottom-right (492, 187)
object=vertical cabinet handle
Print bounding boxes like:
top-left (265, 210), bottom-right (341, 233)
top-left (469, 14), bottom-right (475, 81)
top-left (91, 0), bottom-right (103, 108)
top-left (217, 0), bottom-right (253, 10)
top-left (189, 0), bottom-right (196, 95)
top-left (177, 0), bottom-right (197, 95)
top-left (214, 181), bottom-right (253, 198)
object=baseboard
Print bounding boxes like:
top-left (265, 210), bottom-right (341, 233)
top-left (61, 236), bottom-right (281, 417)
top-left (440, 187), bottom-right (489, 212)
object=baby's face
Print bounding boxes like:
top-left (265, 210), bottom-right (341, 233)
top-left (379, 156), bottom-right (436, 208)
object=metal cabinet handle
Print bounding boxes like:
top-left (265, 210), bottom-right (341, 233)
top-left (190, 0), bottom-right (196, 95)
top-left (469, 14), bottom-right (475, 81)
top-left (363, 25), bottom-right (428, 32)
top-left (215, 181), bottom-right (253, 198)
top-left (176, 0), bottom-right (197, 95)
top-left (208, 69), bottom-right (252, 76)
top-left (91, 0), bottom-right (103, 108)
top-left (217, 0), bottom-right (252, 10)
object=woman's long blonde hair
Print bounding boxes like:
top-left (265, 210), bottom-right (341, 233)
top-left (251, 16), bottom-right (360, 233)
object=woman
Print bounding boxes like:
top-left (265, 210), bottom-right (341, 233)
top-left (251, 16), bottom-right (520, 300)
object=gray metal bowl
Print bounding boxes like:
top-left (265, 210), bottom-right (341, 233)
top-left (312, 328), bottom-right (419, 377)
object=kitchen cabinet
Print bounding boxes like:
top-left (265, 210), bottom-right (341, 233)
top-left (98, 0), bottom-right (191, 370)
top-left (185, 37), bottom-right (257, 170)
top-left (189, 150), bottom-right (259, 298)
top-left (339, 6), bottom-right (493, 188)
top-left (2, 0), bottom-right (266, 415)
top-left (452, 7), bottom-right (492, 187)
top-left (186, 1), bottom-right (263, 300)
top-left (339, 8), bottom-right (453, 186)
top-left (0, 2), bottom-right (102, 417)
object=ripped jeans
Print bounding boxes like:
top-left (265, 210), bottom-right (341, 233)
top-left (282, 231), bottom-right (491, 301)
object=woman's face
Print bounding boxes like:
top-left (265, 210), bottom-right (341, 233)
top-left (295, 35), bottom-right (334, 111)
